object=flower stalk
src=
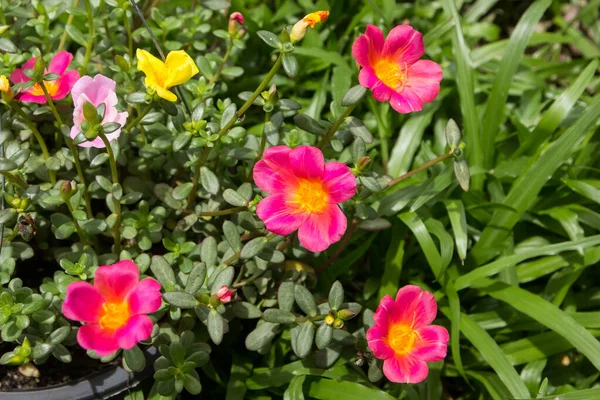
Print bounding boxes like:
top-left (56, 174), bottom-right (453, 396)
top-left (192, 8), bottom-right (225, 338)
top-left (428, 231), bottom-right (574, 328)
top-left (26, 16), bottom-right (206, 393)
top-left (387, 149), bottom-right (453, 187)
top-left (317, 102), bottom-right (358, 149)
top-left (98, 131), bottom-right (122, 254)
top-left (79, 0), bottom-right (95, 75)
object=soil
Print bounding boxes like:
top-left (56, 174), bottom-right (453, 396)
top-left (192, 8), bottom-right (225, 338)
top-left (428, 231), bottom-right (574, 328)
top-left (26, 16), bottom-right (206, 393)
top-left (0, 346), bottom-right (118, 392)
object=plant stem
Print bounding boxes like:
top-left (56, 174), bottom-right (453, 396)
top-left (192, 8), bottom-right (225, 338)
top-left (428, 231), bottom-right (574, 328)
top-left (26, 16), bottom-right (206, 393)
top-left (79, 0), bottom-right (95, 75)
top-left (0, 172), bottom-right (29, 189)
top-left (317, 103), bottom-right (358, 149)
top-left (208, 40), bottom-right (233, 86)
top-left (123, 9), bottom-right (133, 61)
top-left (57, 0), bottom-right (80, 51)
top-left (187, 53), bottom-right (284, 206)
top-left (387, 149), bottom-right (454, 187)
top-left (65, 199), bottom-right (89, 246)
top-left (10, 103), bottom-right (56, 185)
top-left (98, 132), bottom-right (122, 254)
top-left (124, 103), bottom-right (153, 132)
top-left (39, 81), bottom-right (93, 218)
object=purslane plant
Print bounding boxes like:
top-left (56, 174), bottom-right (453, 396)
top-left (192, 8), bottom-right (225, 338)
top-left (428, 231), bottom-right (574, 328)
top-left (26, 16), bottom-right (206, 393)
top-left (0, 1), bottom-right (470, 396)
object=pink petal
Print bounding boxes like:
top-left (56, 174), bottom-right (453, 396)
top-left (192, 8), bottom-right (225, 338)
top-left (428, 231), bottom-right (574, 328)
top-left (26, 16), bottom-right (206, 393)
top-left (77, 323), bottom-right (120, 357)
top-left (289, 146), bottom-right (325, 180)
top-left (352, 35), bottom-right (371, 67)
top-left (407, 60), bottom-right (443, 103)
top-left (62, 281), bottom-right (104, 323)
top-left (253, 146), bottom-right (295, 194)
top-left (393, 285), bottom-right (438, 328)
top-left (358, 68), bottom-right (394, 102)
top-left (51, 70), bottom-right (80, 100)
top-left (322, 162), bottom-right (356, 203)
top-left (115, 314), bottom-right (154, 350)
top-left (368, 339), bottom-right (394, 360)
top-left (256, 193), bottom-right (309, 236)
top-left (127, 278), bottom-right (162, 315)
top-left (371, 81), bottom-right (395, 102)
top-left (9, 68), bottom-right (29, 84)
top-left (413, 325), bottom-right (449, 362)
top-left (373, 294), bottom-right (397, 331)
top-left (365, 25), bottom-right (385, 58)
top-left (383, 355), bottom-right (429, 383)
top-left (94, 260), bottom-right (140, 302)
top-left (297, 205), bottom-right (347, 252)
top-left (17, 92), bottom-right (47, 104)
top-left (390, 89), bottom-right (423, 114)
top-left (383, 25), bottom-right (424, 66)
top-left (352, 25), bottom-right (385, 68)
top-left (72, 74), bottom-right (116, 105)
top-left (48, 50), bottom-right (74, 75)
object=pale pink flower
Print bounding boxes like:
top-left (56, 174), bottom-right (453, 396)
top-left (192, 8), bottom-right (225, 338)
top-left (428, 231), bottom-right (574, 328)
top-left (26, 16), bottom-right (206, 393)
top-left (62, 260), bottom-right (162, 356)
top-left (69, 74), bottom-right (129, 148)
top-left (367, 285), bottom-right (449, 383)
top-left (253, 146), bottom-right (356, 252)
top-left (215, 286), bottom-right (234, 303)
top-left (10, 50), bottom-right (79, 104)
top-left (352, 24), bottom-right (442, 114)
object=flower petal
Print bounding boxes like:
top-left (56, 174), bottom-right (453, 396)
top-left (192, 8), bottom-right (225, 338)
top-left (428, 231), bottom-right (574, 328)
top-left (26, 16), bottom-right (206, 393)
top-left (94, 260), bottom-right (140, 302)
top-left (51, 70), bottom-right (80, 100)
top-left (383, 25), bottom-right (424, 66)
top-left (373, 294), bottom-right (398, 331)
top-left (253, 146), bottom-right (295, 194)
top-left (127, 278), bottom-right (162, 315)
top-left (393, 285), bottom-right (438, 328)
top-left (407, 60), bottom-right (443, 103)
top-left (9, 69), bottom-right (28, 84)
top-left (77, 323), bottom-right (120, 357)
top-left (413, 325), bottom-right (449, 362)
top-left (365, 24), bottom-right (385, 58)
top-left (72, 74), bottom-right (116, 105)
top-left (323, 162), bottom-right (356, 203)
top-left (368, 339), bottom-right (395, 360)
top-left (289, 146), bottom-right (325, 180)
top-left (297, 205), bottom-right (347, 252)
top-left (389, 89), bottom-right (423, 114)
top-left (62, 281), bottom-right (104, 323)
top-left (136, 49), bottom-right (165, 84)
top-left (256, 193), bottom-right (309, 236)
top-left (48, 50), bottom-right (74, 75)
top-left (164, 50), bottom-right (199, 88)
top-left (17, 92), bottom-right (47, 104)
top-left (352, 25), bottom-right (385, 67)
top-left (383, 355), bottom-right (429, 383)
top-left (115, 315), bottom-right (154, 350)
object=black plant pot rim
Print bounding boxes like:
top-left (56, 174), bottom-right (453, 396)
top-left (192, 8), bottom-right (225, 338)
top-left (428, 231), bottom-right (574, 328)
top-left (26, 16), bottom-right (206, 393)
top-left (0, 346), bottom-right (157, 400)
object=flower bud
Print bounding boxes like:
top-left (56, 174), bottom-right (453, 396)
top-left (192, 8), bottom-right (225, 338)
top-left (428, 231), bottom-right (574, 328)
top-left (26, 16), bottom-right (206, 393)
top-left (60, 181), bottom-right (74, 201)
top-left (267, 84), bottom-right (278, 105)
top-left (215, 285), bottom-right (234, 303)
top-left (357, 156), bottom-right (371, 171)
top-left (83, 101), bottom-right (99, 123)
top-left (195, 292), bottom-right (211, 304)
top-left (324, 315), bottom-right (335, 325)
top-left (290, 11), bottom-right (329, 43)
top-left (228, 12), bottom-right (244, 34)
top-left (0, 75), bottom-right (14, 101)
top-left (337, 309), bottom-right (356, 320)
top-left (332, 318), bottom-right (344, 329)
top-left (33, 57), bottom-right (45, 79)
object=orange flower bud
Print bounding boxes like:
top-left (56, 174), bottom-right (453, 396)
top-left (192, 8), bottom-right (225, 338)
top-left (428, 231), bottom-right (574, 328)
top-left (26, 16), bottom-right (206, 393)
top-left (290, 11), bottom-right (329, 42)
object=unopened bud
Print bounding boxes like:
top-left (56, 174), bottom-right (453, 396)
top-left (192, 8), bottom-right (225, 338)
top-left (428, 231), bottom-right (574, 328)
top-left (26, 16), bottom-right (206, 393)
top-left (33, 57), bottom-right (45, 78)
top-left (195, 292), bottom-right (210, 304)
top-left (290, 11), bottom-right (329, 43)
top-left (357, 156), bottom-right (371, 171)
top-left (337, 309), bottom-right (356, 320)
top-left (60, 181), bottom-right (74, 200)
top-left (215, 285), bottom-right (234, 304)
top-left (0, 75), bottom-right (14, 101)
top-left (324, 315), bottom-right (335, 325)
top-left (228, 12), bottom-right (244, 34)
top-left (83, 101), bottom-right (98, 123)
top-left (332, 318), bottom-right (344, 329)
top-left (267, 84), bottom-right (278, 105)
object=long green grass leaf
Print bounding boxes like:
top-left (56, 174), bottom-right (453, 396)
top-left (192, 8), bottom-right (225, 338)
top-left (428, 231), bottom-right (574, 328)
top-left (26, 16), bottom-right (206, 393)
top-left (307, 378), bottom-right (395, 400)
top-left (399, 212), bottom-right (442, 276)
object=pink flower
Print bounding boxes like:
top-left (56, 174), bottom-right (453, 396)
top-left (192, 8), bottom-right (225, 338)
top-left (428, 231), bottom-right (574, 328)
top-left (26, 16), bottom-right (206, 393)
top-left (253, 145), bottom-right (356, 252)
top-left (10, 50), bottom-right (79, 104)
top-left (69, 74), bottom-right (129, 148)
top-left (62, 260), bottom-right (162, 357)
top-left (367, 285), bottom-right (449, 383)
top-left (215, 286), bottom-right (234, 303)
top-left (229, 11), bottom-right (244, 25)
top-left (352, 25), bottom-right (442, 114)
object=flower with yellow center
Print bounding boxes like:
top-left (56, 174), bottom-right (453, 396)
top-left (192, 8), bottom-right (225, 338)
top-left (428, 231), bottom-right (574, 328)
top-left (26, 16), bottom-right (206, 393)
top-left (136, 49), bottom-right (199, 102)
top-left (290, 11), bottom-right (330, 42)
top-left (99, 302), bottom-right (130, 331)
top-left (289, 179), bottom-right (329, 214)
top-left (387, 323), bottom-right (419, 355)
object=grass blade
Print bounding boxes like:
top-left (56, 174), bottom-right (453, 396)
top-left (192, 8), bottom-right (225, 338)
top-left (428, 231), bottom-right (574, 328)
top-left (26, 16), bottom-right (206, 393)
top-left (399, 212), bottom-right (442, 277)
top-left (444, 200), bottom-right (468, 261)
top-left (378, 222), bottom-right (406, 299)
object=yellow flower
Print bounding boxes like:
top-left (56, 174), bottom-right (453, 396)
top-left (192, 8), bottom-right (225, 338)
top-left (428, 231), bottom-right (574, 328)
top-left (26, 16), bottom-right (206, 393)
top-left (0, 75), bottom-right (13, 100)
top-left (136, 49), bottom-right (199, 102)
top-left (290, 11), bottom-right (329, 42)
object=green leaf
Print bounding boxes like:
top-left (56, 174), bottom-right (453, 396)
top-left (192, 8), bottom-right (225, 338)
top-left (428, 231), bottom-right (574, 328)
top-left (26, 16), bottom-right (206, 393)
top-left (307, 378), bottom-right (395, 400)
top-left (163, 292), bottom-right (199, 309)
top-left (0, 38), bottom-right (18, 53)
top-left (327, 281), bottom-right (343, 311)
top-left (65, 24), bottom-right (87, 46)
top-left (472, 95), bottom-right (600, 264)
top-left (240, 237), bottom-right (267, 259)
top-left (226, 354), bottom-right (252, 400)
top-left (124, 345), bottom-right (146, 372)
top-left (231, 302), bottom-right (262, 319)
top-left (294, 114), bottom-right (327, 136)
top-left (223, 221), bottom-right (242, 251)
top-left (210, 266), bottom-right (234, 294)
top-left (282, 54), bottom-right (298, 78)
top-left (172, 183), bottom-right (194, 200)
top-left (399, 212), bottom-right (442, 277)
top-left (294, 285), bottom-right (317, 317)
top-left (292, 321), bottom-right (315, 358)
top-left (200, 167), bottom-right (220, 195)
top-left (245, 321), bottom-right (279, 352)
top-left (185, 262), bottom-right (207, 294)
top-left (263, 308), bottom-right (296, 324)
top-left (444, 200), bottom-right (468, 261)
top-left (223, 189), bottom-right (248, 207)
top-left (151, 255), bottom-right (176, 289)
top-left (278, 281), bottom-right (295, 312)
top-left (0, 158), bottom-right (17, 171)
top-left (207, 309), bottom-right (224, 345)
top-left (256, 30), bottom-right (281, 48)
top-left (284, 375), bottom-right (306, 400)
top-left (315, 324), bottom-right (333, 350)
top-left (341, 85), bottom-right (367, 107)
top-left (221, 103), bottom-right (237, 129)
top-left (378, 222), bottom-right (405, 299)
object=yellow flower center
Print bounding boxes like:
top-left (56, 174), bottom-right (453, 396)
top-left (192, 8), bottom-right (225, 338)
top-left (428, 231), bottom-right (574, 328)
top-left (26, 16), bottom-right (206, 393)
top-left (374, 59), bottom-right (409, 91)
top-left (28, 80), bottom-right (60, 97)
top-left (387, 323), bottom-right (419, 355)
top-left (99, 302), bottom-right (130, 331)
top-left (289, 179), bottom-right (329, 214)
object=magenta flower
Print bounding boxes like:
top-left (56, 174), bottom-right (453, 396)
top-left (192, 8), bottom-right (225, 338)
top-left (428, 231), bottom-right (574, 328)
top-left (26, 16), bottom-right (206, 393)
top-left (352, 25), bottom-right (442, 114)
top-left (253, 145), bottom-right (356, 252)
top-left (69, 74), bottom-right (129, 148)
top-left (215, 286), bottom-right (234, 303)
top-left (62, 260), bottom-right (162, 356)
top-left (367, 285), bottom-right (449, 383)
top-left (10, 50), bottom-right (79, 104)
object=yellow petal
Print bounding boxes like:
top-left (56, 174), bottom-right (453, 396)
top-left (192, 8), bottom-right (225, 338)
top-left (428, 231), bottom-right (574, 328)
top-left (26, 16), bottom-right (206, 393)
top-left (144, 77), bottom-right (178, 102)
top-left (136, 49), bottom-right (167, 87)
top-left (163, 50), bottom-right (199, 88)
